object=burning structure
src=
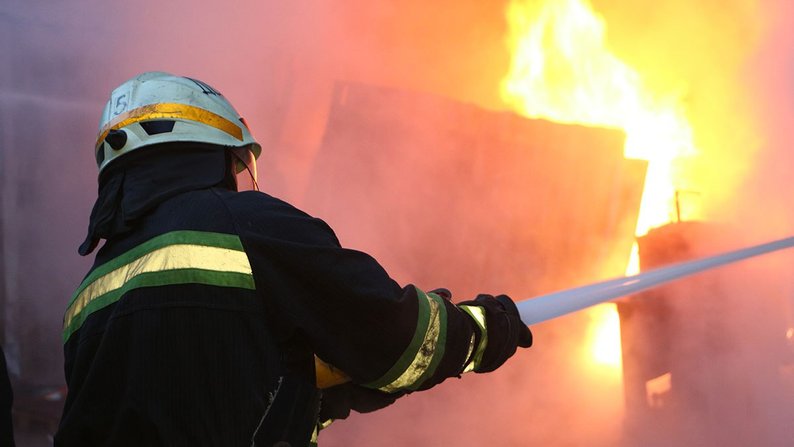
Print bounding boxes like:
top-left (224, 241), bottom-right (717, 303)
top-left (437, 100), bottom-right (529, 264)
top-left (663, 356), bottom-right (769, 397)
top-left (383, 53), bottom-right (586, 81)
top-left (300, 81), bottom-right (794, 446)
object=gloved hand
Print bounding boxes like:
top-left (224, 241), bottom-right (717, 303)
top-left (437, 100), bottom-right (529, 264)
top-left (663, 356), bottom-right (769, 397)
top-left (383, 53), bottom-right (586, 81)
top-left (428, 287), bottom-right (452, 300)
top-left (319, 383), bottom-right (405, 422)
top-left (457, 294), bottom-right (533, 373)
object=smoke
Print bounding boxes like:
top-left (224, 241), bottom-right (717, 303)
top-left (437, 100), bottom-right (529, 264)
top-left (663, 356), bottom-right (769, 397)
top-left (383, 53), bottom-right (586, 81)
top-left (592, 0), bottom-right (767, 222)
top-left (2, 0), bottom-right (793, 446)
top-left (593, 2), bottom-right (794, 445)
top-left (737, 0), bottom-right (794, 236)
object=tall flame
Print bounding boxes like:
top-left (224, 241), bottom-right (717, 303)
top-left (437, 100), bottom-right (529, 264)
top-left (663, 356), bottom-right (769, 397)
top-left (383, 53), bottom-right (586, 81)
top-left (499, 0), bottom-right (708, 371)
top-left (500, 0), bottom-right (701, 242)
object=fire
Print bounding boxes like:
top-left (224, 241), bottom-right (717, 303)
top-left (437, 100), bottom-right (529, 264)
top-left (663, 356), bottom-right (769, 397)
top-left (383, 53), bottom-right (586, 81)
top-left (588, 303), bottom-right (622, 368)
top-left (499, 0), bottom-right (706, 369)
top-left (500, 0), bottom-right (700, 241)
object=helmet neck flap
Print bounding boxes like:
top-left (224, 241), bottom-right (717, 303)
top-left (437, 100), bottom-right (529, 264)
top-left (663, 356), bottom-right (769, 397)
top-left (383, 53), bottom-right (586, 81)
top-left (79, 143), bottom-right (229, 256)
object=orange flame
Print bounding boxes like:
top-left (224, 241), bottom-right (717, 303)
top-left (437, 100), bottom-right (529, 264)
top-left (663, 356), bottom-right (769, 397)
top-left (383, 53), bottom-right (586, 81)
top-left (500, 0), bottom-right (763, 370)
top-left (500, 0), bottom-right (701, 244)
top-left (499, 0), bottom-right (706, 370)
top-left (589, 303), bottom-right (622, 368)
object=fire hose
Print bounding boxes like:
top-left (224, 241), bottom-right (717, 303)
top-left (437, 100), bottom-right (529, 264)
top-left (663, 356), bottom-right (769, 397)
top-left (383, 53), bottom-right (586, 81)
top-left (517, 235), bottom-right (794, 324)
top-left (316, 235), bottom-right (794, 388)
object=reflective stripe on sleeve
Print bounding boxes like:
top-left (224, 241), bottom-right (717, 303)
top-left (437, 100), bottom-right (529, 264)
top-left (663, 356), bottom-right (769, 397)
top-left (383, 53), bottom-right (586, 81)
top-left (63, 230), bottom-right (255, 342)
top-left (364, 288), bottom-right (448, 393)
top-left (458, 305), bottom-right (488, 373)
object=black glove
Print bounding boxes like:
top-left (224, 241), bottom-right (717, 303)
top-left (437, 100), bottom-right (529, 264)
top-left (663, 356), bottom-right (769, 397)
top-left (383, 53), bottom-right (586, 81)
top-left (458, 294), bottom-right (533, 373)
top-left (428, 288), bottom-right (453, 301)
top-left (319, 383), bottom-right (405, 422)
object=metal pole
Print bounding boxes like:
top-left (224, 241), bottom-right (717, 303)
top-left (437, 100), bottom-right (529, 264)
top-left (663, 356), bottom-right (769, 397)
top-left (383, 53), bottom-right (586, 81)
top-left (517, 236), bottom-right (794, 325)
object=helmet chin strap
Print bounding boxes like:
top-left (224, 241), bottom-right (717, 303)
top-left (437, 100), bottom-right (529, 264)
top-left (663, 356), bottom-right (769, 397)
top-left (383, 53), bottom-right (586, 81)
top-left (230, 146), bottom-right (259, 191)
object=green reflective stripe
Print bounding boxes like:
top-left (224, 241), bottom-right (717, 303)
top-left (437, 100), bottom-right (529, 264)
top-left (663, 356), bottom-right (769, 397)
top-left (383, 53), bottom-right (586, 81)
top-left (63, 231), bottom-right (254, 343)
top-left (459, 305), bottom-right (488, 373)
top-left (365, 288), bottom-right (448, 393)
top-left (405, 292), bottom-right (447, 391)
top-left (364, 288), bottom-right (431, 390)
top-left (69, 230), bottom-right (245, 309)
top-left (310, 424), bottom-right (320, 445)
top-left (65, 243), bottom-right (253, 330)
top-left (63, 268), bottom-right (255, 342)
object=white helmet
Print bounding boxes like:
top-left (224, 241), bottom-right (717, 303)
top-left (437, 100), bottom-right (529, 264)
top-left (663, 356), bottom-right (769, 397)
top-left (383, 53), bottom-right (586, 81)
top-left (95, 72), bottom-right (261, 176)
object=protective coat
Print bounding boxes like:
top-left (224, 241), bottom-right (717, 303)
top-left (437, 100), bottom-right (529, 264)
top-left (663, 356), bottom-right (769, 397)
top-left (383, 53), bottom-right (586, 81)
top-left (57, 146), bottom-right (478, 446)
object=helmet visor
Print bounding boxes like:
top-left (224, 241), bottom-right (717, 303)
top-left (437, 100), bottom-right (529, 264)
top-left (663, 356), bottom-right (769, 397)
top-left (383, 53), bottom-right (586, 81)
top-left (231, 146), bottom-right (259, 191)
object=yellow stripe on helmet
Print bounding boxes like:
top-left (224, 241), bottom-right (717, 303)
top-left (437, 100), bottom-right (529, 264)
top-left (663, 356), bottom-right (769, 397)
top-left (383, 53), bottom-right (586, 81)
top-left (95, 102), bottom-right (244, 149)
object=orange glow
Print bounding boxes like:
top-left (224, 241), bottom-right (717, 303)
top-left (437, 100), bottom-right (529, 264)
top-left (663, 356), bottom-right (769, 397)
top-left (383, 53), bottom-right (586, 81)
top-left (588, 303), bottom-right (622, 368)
top-left (500, 0), bottom-right (701, 238)
top-left (625, 243), bottom-right (640, 276)
top-left (499, 0), bottom-right (707, 365)
top-left (499, 0), bottom-right (763, 372)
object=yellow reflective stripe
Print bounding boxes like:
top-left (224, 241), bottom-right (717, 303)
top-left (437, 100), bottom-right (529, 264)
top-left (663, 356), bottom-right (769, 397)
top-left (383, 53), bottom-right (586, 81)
top-left (64, 244), bottom-right (252, 330)
top-left (459, 305), bottom-right (488, 373)
top-left (378, 292), bottom-right (443, 393)
top-left (463, 333), bottom-right (476, 373)
top-left (310, 425), bottom-right (319, 444)
top-left (95, 102), bottom-right (243, 147)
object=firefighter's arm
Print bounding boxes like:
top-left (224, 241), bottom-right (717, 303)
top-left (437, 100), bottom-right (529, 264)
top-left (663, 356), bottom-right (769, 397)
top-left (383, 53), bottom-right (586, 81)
top-left (315, 289), bottom-right (532, 430)
top-left (234, 196), bottom-right (531, 397)
top-left (314, 291), bottom-right (533, 389)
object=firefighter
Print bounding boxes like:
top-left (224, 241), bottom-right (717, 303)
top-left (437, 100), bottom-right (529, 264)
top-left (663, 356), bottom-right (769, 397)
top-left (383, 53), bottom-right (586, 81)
top-left (55, 72), bottom-right (532, 447)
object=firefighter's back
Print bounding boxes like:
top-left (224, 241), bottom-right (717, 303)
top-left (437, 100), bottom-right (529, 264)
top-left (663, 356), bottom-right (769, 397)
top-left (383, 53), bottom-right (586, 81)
top-left (56, 187), bottom-right (286, 446)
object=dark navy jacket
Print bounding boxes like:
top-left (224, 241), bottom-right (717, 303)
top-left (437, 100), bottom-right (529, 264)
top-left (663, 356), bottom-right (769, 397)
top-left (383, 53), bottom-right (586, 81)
top-left (56, 187), bottom-right (477, 446)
